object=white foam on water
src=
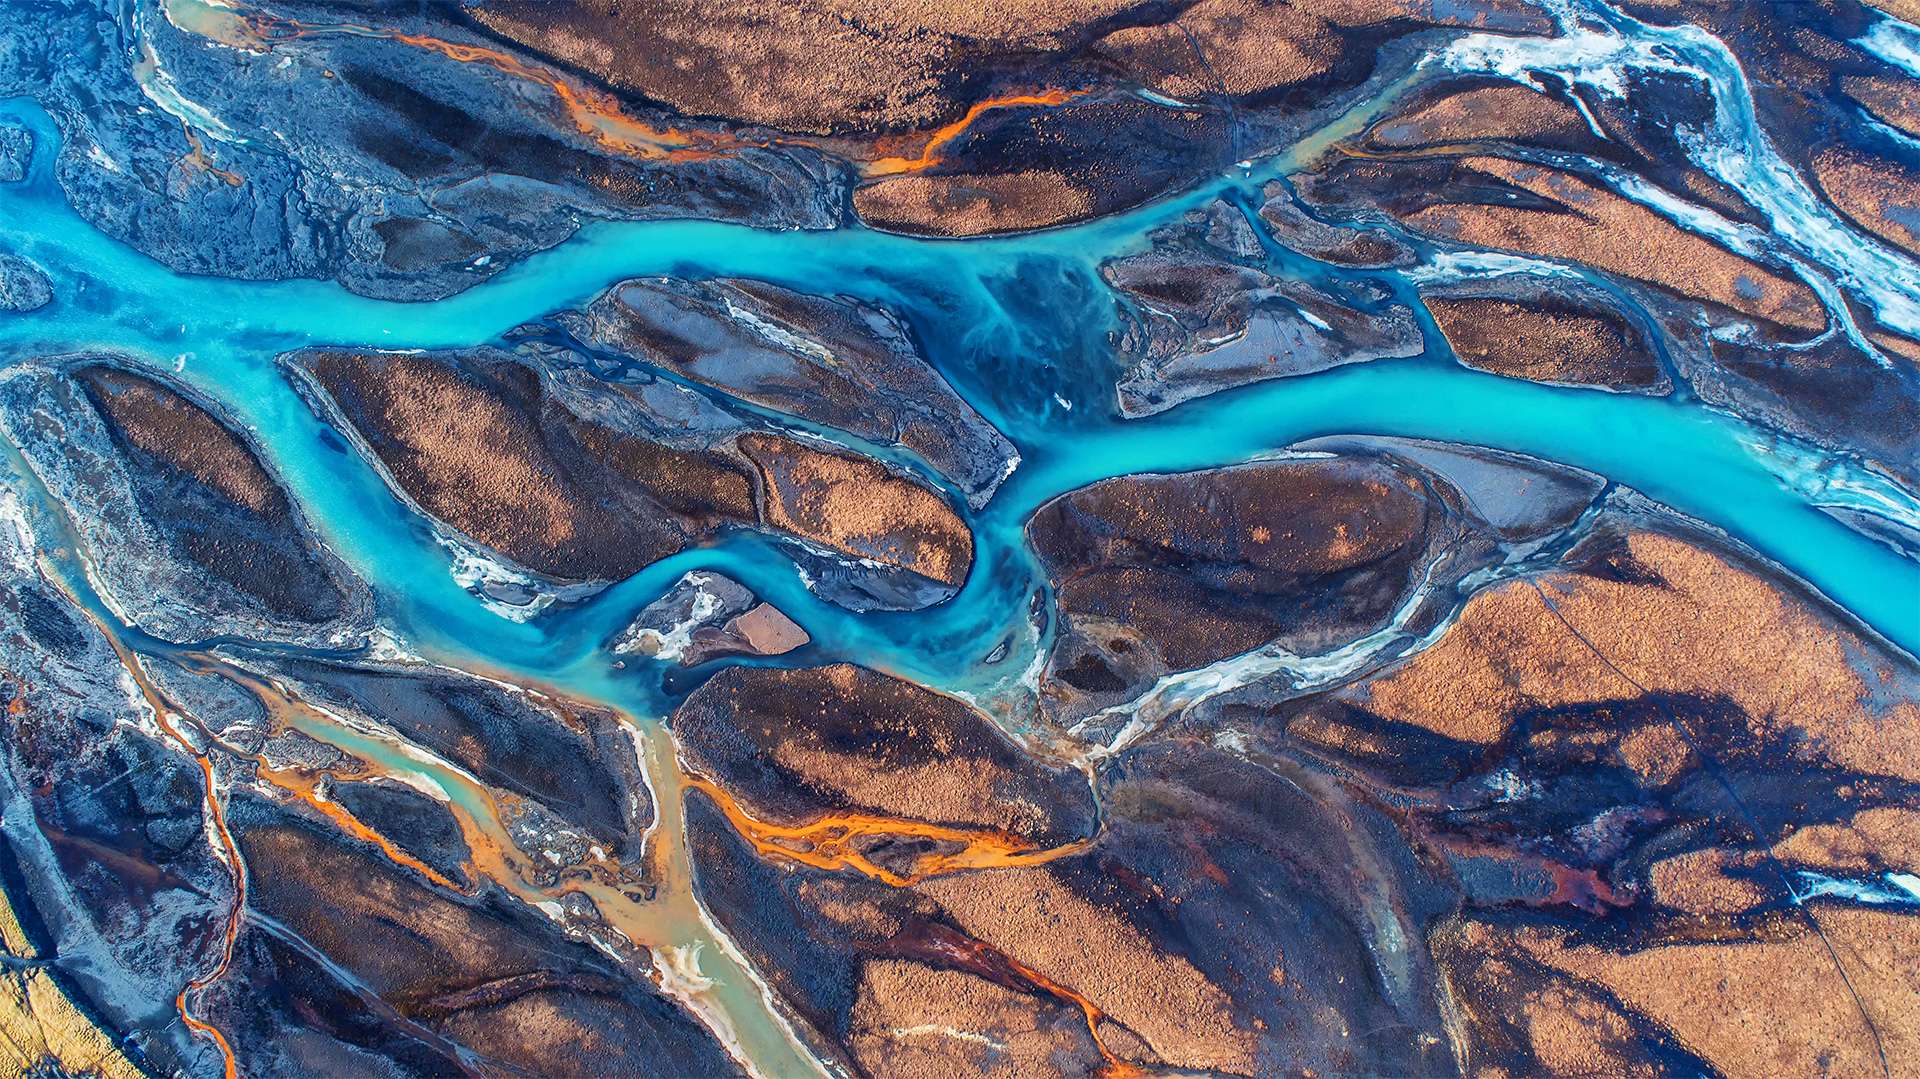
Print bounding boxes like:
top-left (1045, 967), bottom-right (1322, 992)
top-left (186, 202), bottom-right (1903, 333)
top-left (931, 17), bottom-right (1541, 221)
top-left (1796, 870), bottom-right (1920, 906)
top-left (613, 572), bottom-right (729, 660)
top-left (1074, 557), bottom-right (1453, 759)
top-left (1740, 433), bottom-right (1920, 534)
top-left (1857, 16), bottom-right (1920, 79)
top-left (1431, 0), bottom-right (1920, 344)
top-left (1407, 249), bottom-right (1590, 285)
top-left (442, 538), bottom-right (562, 623)
top-left (133, 5), bottom-right (247, 144)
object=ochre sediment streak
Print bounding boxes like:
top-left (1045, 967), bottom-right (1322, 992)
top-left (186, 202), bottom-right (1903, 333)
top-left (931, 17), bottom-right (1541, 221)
top-left (199, 5), bottom-right (725, 161)
top-left (175, 657), bottom-right (650, 926)
top-left (171, 727), bottom-right (242, 1079)
top-left (367, 27), bottom-right (1084, 174)
top-left (178, 658), bottom-right (557, 896)
top-left (173, 2), bottom-right (1088, 175)
top-left (681, 774), bottom-right (1092, 887)
top-left (29, 518), bottom-right (809, 1075)
top-left (864, 90), bottom-right (1087, 176)
top-left (180, 127), bottom-right (244, 187)
top-left (116, 651), bottom-right (799, 1072)
top-left (239, 756), bottom-right (465, 892)
top-left (300, 788), bottom-right (460, 888)
top-left (167, 661), bottom-right (708, 986)
top-left (174, 659), bottom-right (482, 889)
top-left (909, 920), bottom-right (1143, 1076)
top-left (379, 33), bottom-right (727, 161)
top-left (74, 611), bottom-right (243, 1079)
top-left (1001, 951), bottom-right (1144, 1079)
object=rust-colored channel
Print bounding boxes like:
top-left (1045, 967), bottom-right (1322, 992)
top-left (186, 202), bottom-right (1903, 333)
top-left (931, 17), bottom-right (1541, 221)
top-left (70, 601), bottom-right (244, 1079)
top-left (165, 0), bottom-right (1087, 176)
top-left (680, 773), bottom-right (1092, 886)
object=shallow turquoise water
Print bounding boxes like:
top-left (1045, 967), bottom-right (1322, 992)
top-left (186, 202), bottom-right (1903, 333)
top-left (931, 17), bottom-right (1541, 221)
top-left (0, 86), bottom-right (1914, 717)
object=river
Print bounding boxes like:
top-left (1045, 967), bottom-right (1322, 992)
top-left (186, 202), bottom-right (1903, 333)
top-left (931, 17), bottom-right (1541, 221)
top-left (0, 0), bottom-right (1917, 1072)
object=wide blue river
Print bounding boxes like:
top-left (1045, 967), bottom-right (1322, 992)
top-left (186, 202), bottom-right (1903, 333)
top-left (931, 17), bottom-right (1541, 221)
top-left (0, 77), bottom-right (1913, 718)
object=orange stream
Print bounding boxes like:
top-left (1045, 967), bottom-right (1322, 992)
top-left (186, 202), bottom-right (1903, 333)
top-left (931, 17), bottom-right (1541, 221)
top-left (381, 33), bottom-right (721, 162)
top-left (181, 128), bottom-right (245, 187)
top-left (45, 535), bottom-right (1115, 1075)
top-left (680, 774), bottom-right (1145, 1072)
top-left (67, 619), bottom-right (1125, 1076)
top-left (139, 653), bottom-right (828, 1075)
top-left (369, 29), bottom-right (1082, 174)
top-left (65, 600), bottom-right (494, 1076)
top-left (184, 3), bottom-right (1082, 175)
top-left (80, 612), bottom-right (243, 1079)
top-left (680, 773), bottom-right (1092, 887)
top-left (182, 660), bottom-right (610, 901)
top-left (1002, 951), bottom-right (1144, 1078)
top-left (864, 89), bottom-right (1087, 176)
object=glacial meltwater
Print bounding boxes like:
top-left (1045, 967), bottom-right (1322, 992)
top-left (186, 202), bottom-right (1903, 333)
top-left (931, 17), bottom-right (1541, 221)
top-left (2, 0), bottom-right (1919, 1075)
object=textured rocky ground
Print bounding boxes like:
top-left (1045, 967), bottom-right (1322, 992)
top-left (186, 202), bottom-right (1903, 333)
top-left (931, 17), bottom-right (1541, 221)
top-left (0, 0), bottom-right (1917, 1077)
